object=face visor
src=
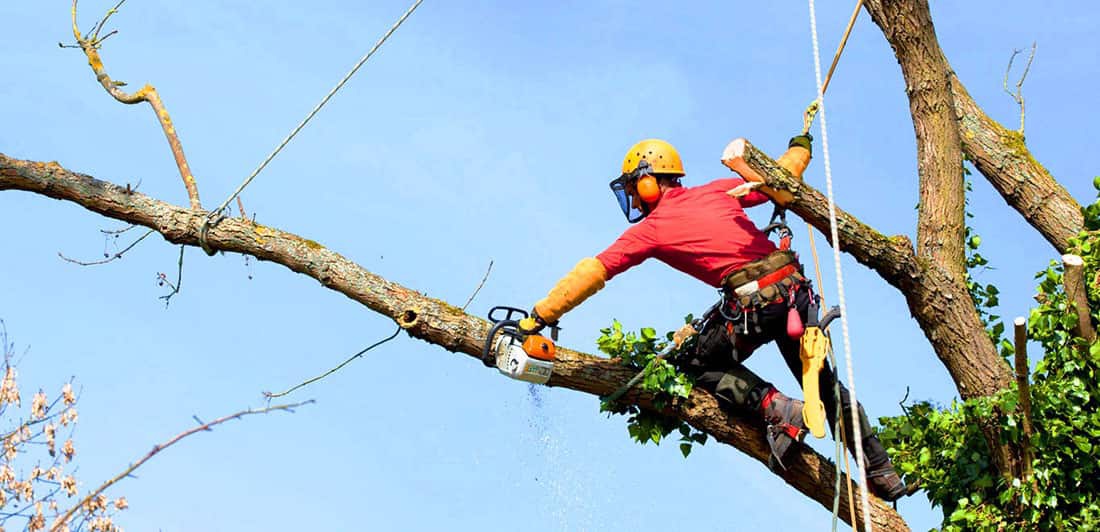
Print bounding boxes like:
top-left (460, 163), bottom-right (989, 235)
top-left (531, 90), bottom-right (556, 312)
top-left (608, 160), bottom-right (652, 223)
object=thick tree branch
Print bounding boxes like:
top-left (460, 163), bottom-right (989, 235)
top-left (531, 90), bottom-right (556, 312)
top-left (0, 153), bottom-right (908, 531)
top-left (950, 77), bottom-right (1083, 253)
top-left (729, 140), bottom-right (1013, 403)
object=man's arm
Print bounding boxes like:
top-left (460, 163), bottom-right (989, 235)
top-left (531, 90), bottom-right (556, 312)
top-left (520, 225), bottom-right (655, 332)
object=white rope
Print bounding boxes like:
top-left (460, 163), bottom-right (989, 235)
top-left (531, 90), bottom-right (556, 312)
top-left (208, 0), bottom-right (424, 221)
top-left (806, 0), bottom-right (874, 530)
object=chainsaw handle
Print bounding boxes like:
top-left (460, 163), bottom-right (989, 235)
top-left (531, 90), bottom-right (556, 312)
top-left (488, 306), bottom-right (528, 324)
top-left (482, 319), bottom-right (519, 367)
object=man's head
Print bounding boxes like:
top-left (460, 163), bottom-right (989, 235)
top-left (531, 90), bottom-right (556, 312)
top-left (609, 139), bottom-right (685, 222)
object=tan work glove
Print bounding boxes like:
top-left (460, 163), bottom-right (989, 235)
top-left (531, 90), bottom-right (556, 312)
top-left (530, 257), bottom-right (608, 325)
top-left (672, 323), bottom-right (697, 348)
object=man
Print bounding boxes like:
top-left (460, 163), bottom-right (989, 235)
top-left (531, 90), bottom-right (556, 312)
top-left (517, 137), bottom-right (907, 501)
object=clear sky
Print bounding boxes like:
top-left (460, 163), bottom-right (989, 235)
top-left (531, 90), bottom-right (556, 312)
top-left (1, 1), bottom-right (1097, 530)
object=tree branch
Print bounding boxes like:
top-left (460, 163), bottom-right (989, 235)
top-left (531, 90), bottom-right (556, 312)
top-left (0, 153), bottom-right (907, 531)
top-left (70, 0), bottom-right (202, 210)
top-left (950, 76), bottom-right (1083, 253)
top-left (50, 400), bottom-right (312, 531)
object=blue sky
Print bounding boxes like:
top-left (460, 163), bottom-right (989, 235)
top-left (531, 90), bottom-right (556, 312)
top-left (1, 1), bottom-right (1097, 530)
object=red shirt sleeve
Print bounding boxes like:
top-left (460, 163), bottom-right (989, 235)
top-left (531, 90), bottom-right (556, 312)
top-left (710, 177), bottom-right (771, 208)
top-left (595, 221), bottom-right (658, 281)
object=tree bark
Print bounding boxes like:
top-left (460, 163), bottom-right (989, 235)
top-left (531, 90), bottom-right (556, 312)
top-left (0, 153), bottom-right (909, 531)
top-left (1062, 254), bottom-right (1096, 344)
top-left (863, 0), bottom-right (966, 277)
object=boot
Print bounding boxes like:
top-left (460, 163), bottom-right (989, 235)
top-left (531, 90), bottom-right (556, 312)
top-left (862, 435), bottom-right (907, 501)
top-left (760, 387), bottom-right (807, 471)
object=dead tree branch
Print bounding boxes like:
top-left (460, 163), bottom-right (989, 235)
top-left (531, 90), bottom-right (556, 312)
top-left (69, 0), bottom-right (202, 210)
top-left (0, 153), bottom-right (908, 531)
top-left (1002, 43), bottom-right (1036, 136)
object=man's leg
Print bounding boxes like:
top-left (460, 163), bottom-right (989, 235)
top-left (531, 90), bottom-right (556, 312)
top-left (686, 320), bottom-right (808, 470)
top-left (768, 286), bottom-right (908, 501)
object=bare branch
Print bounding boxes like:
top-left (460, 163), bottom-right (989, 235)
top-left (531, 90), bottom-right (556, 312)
top-left (264, 325), bottom-right (401, 399)
top-left (461, 260), bottom-right (493, 311)
top-left (57, 228), bottom-right (154, 266)
top-left (69, 0), bottom-right (202, 210)
top-left (157, 245), bottom-right (185, 306)
top-left (1003, 43), bottom-right (1037, 135)
top-left (50, 400), bottom-right (313, 531)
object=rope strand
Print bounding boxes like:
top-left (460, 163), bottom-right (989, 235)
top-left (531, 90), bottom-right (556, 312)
top-left (807, 0), bottom-right (874, 529)
top-left (200, 0), bottom-right (424, 252)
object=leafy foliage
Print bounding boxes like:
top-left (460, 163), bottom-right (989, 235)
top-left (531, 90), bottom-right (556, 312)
top-left (877, 179), bottom-right (1100, 530)
top-left (595, 318), bottom-right (707, 457)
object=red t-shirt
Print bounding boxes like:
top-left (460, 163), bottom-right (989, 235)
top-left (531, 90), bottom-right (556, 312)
top-left (595, 178), bottom-right (778, 287)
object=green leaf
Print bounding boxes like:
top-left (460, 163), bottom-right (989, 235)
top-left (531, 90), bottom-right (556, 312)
top-left (680, 443), bottom-right (692, 458)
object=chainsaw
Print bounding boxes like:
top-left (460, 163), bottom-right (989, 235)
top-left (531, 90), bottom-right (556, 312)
top-left (482, 306), bottom-right (557, 384)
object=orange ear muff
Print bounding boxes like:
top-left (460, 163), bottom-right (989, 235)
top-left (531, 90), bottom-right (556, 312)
top-left (636, 175), bottom-right (660, 203)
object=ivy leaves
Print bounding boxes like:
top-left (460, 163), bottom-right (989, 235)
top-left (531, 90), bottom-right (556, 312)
top-left (877, 177), bottom-right (1100, 530)
top-left (596, 319), bottom-right (707, 457)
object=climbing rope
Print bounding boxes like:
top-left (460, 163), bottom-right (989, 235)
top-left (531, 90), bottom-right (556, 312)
top-left (806, 0), bottom-right (874, 530)
top-left (199, 0), bottom-right (425, 255)
top-left (801, 0), bottom-right (864, 136)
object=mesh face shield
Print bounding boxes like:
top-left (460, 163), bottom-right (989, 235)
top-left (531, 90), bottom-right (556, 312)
top-left (608, 160), bottom-right (652, 223)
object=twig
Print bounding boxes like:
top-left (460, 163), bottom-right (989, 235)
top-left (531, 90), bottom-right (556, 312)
top-left (69, 0), bottom-right (202, 210)
top-left (1003, 42), bottom-right (1037, 136)
top-left (49, 400), bottom-right (313, 531)
top-left (461, 260), bottom-right (494, 311)
top-left (158, 246), bottom-right (185, 306)
top-left (58, 228), bottom-right (154, 266)
top-left (99, 224), bottom-right (137, 236)
top-left (264, 325), bottom-right (402, 399)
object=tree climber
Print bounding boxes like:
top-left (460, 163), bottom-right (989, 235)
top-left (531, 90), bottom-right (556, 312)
top-left (518, 137), bottom-right (907, 501)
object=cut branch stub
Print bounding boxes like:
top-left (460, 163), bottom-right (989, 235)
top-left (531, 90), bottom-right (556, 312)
top-left (1062, 254), bottom-right (1096, 344)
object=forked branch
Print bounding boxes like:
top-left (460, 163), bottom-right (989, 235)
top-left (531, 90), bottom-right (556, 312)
top-left (69, 0), bottom-right (202, 210)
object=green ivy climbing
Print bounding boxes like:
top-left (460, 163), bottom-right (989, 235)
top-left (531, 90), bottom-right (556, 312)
top-left (877, 176), bottom-right (1100, 530)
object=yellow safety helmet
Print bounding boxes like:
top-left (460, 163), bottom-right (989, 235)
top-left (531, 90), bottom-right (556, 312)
top-left (610, 139), bottom-right (685, 223)
top-left (620, 139), bottom-right (685, 177)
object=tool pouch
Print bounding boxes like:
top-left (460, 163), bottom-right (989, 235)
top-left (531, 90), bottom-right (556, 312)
top-left (722, 251), bottom-right (807, 309)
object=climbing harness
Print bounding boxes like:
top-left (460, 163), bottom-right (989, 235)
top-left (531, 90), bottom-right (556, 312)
top-left (198, 0), bottom-right (425, 255)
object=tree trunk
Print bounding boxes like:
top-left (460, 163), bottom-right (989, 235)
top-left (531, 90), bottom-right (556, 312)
top-left (0, 153), bottom-right (909, 531)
